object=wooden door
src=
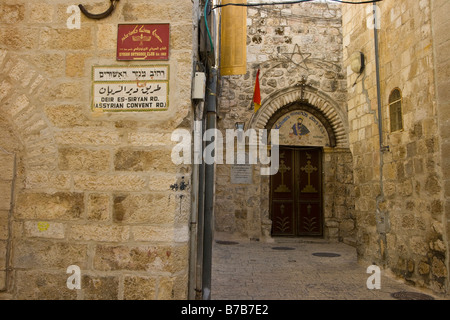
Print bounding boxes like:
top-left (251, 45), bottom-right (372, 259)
top-left (270, 148), bottom-right (323, 237)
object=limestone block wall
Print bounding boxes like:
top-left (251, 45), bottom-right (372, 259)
top-left (342, 0), bottom-right (449, 294)
top-left (431, 0), bottom-right (450, 297)
top-left (0, 112), bottom-right (21, 292)
top-left (215, 2), bottom-right (354, 241)
top-left (218, 2), bottom-right (347, 130)
top-left (322, 148), bottom-right (355, 242)
top-left (0, 0), bottom-right (197, 299)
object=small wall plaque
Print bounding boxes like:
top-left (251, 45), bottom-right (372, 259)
top-left (117, 24), bottom-right (170, 61)
top-left (92, 65), bottom-right (169, 112)
top-left (231, 164), bottom-right (253, 184)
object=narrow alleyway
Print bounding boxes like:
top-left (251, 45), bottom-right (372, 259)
top-left (211, 234), bottom-right (443, 300)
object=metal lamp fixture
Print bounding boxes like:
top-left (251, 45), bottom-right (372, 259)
top-left (350, 51), bottom-right (365, 74)
top-left (235, 122), bottom-right (245, 131)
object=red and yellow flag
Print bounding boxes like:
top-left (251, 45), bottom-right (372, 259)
top-left (253, 69), bottom-right (261, 113)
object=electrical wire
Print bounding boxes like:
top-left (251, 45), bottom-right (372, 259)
top-left (215, 0), bottom-right (314, 8)
top-left (213, 0), bottom-right (383, 9)
top-left (204, 0), bottom-right (214, 52)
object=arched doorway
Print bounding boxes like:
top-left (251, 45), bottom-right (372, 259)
top-left (270, 146), bottom-right (324, 237)
top-left (247, 86), bottom-right (355, 242)
top-left (266, 104), bottom-right (336, 237)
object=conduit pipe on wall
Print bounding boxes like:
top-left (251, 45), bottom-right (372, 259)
top-left (202, 67), bottom-right (218, 301)
top-left (373, 2), bottom-right (389, 262)
top-left (199, 0), bottom-right (219, 300)
top-left (189, 102), bottom-right (205, 300)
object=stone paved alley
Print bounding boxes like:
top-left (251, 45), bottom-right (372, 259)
top-left (211, 234), bottom-right (445, 300)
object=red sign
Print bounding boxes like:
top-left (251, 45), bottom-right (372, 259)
top-left (117, 24), bottom-right (170, 61)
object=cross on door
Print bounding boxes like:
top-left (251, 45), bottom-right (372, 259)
top-left (275, 160), bottom-right (291, 193)
top-left (270, 147), bottom-right (323, 237)
top-left (301, 160), bottom-right (318, 193)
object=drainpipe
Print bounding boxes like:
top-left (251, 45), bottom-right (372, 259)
top-left (195, 121), bottom-right (206, 300)
top-left (200, 0), bottom-right (219, 300)
top-left (373, 2), bottom-right (389, 262)
top-left (189, 104), bottom-right (205, 300)
top-left (202, 67), bottom-right (218, 300)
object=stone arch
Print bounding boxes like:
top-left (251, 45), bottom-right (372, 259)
top-left (0, 50), bottom-right (58, 293)
top-left (247, 85), bottom-right (349, 148)
top-left (248, 85), bottom-right (354, 241)
top-left (264, 102), bottom-right (338, 147)
top-left (0, 50), bottom-right (58, 171)
top-left (0, 112), bottom-right (22, 292)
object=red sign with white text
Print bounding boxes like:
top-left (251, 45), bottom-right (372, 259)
top-left (117, 24), bottom-right (170, 61)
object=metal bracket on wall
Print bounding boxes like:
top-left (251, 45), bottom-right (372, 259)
top-left (79, 0), bottom-right (119, 20)
top-left (380, 145), bottom-right (390, 153)
top-left (170, 177), bottom-right (188, 192)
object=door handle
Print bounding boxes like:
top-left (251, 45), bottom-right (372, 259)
top-left (79, 0), bottom-right (119, 20)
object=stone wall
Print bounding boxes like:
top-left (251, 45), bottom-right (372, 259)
top-left (215, 2), bottom-right (354, 241)
top-left (342, 0), bottom-right (449, 294)
top-left (431, 0), bottom-right (450, 296)
top-left (0, 112), bottom-right (21, 292)
top-left (0, 0), bottom-right (197, 299)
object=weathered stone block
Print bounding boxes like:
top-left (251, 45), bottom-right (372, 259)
top-left (425, 173), bottom-right (441, 195)
top-left (340, 219), bottom-right (355, 233)
top-left (56, 130), bottom-right (120, 146)
top-left (113, 193), bottom-right (176, 224)
top-left (40, 27), bottom-right (94, 50)
top-left (29, 53), bottom-right (65, 78)
top-left (0, 211), bottom-right (8, 241)
top-left (0, 240), bottom-right (6, 269)
top-left (418, 261), bottom-right (430, 275)
top-left (45, 105), bottom-right (89, 128)
top-left (431, 256), bottom-right (447, 278)
top-left (158, 275), bottom-right (188, 300)
top-left (66, 53), bottom-right (91, 78)
top-left (58, 147), bottom-right (111, 172)
top-left (9, 59), bottom-right (36, 87)
top-left (131, 225), bottom-right (189, 243)
top-left (147, 174), bottom-right (178, 192)
top-left (28, 3), bottom-right (54, 23)
top-left (0, 270), bottom-right (5, 291)
top-left (0, 80), bottom-right (13, 103)
top-left (47, 81), bottom-right (84, 100)
top-left (88, 194), bottom-right (110, 221)
top-left (15, 271), bottom-right (77, 300)
top-left (9, 94), bottom-right (30, 118)
top-left (28, 74), bottom-right (45, 95)
top-left (121, 1), bottom-right (193, 23)
top-left (409, 236), bottom-right (429, 256)
top-left (24, 171), bottom-right (71, 190)
top-left (16, 192), bottom-right (84, 220)
top-left (128, 132), bottom-right (175, 147)
top-left (0, 4), bottom-right (25, 23)
top-left (93, 244), bottom-right (188, 273)
top-left (74, 174), bottom-right (146, 192)
top-left (0, 182), bottom-right (12, 211)
top-left (13, 240), bottom-right (87, 269)
top-left (69, 224), bottom-right (130, 242)
top-left (97, 24), bottom-right (116, 50)
top-left (82, 275), bottom-right (119, 300)
top-left (114, 148), bottom-right (176, 173)
top-left (24, 221), bottom-right (65, 239)
top-left (123, 275), bottom-right (156, 300)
